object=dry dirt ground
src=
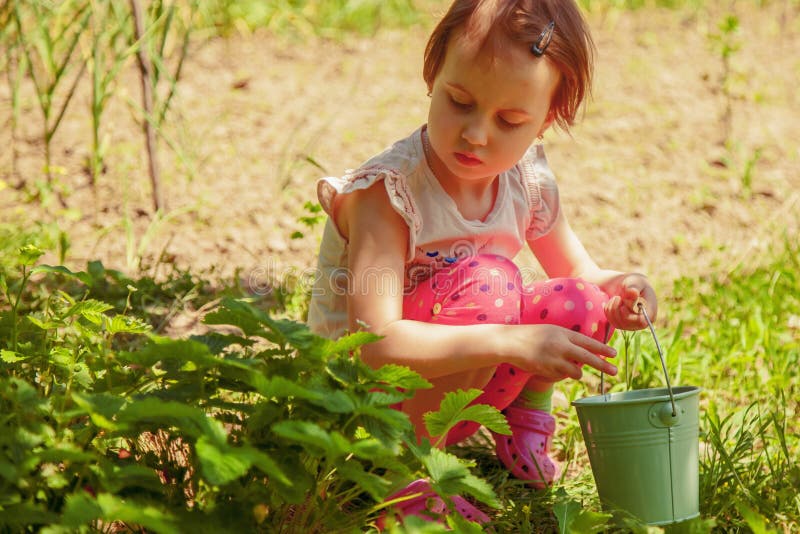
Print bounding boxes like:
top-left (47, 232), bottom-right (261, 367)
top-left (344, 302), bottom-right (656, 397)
top-left (1, 3), bottom-right (798, 316)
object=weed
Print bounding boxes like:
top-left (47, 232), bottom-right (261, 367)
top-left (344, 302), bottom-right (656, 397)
top-left (87, 0), bottom-right (135, 186)
top-left (707, 10), bottom-right (741, 144)
top-left (11, 0), bottom-right (91, 187)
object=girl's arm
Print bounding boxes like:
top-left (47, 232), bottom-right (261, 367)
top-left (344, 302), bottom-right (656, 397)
top-left (336, 182), bottom-right (617, 380)
top-left (529, 211), bottom-right (657, 330)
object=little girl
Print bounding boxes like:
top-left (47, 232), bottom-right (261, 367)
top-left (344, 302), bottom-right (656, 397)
top-left (308, 0), bottom-right (657, 526)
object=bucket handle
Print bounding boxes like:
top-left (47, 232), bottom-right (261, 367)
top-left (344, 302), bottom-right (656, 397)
top-left (599, 302), bottom-right (678, 417)
top-left (639, 302), bottom-right (678, 417)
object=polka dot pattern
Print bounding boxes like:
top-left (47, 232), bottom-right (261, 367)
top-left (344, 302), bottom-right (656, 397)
top-left (402, 254), bottom-right (523, 326)
top-left (521, 277), bottom-right (612, 344)
top-left (400, 256), bottom-right (615, 446)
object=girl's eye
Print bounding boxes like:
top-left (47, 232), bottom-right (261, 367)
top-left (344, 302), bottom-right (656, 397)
top-left (448, 95), bottom-right (472, 110)
top-left (498, 116), bottom-right (523, 129)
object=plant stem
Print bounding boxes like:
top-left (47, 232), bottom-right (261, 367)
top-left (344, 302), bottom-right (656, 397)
top-left (10, 266), bottom-right (30, 353)
top-left (4, 44), bottom-right (24, 186)
top-left (130, 0), bottom-right (164, 212)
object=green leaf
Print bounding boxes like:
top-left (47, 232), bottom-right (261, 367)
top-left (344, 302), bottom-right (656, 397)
top-left (18, 244), bottom-right (45, 266)
top-left (37, 444), bottom-right (95, 464)
top-left (27, 314), bottom-right (65, 330)
top-left (71, 362), bottom-right (94, 389)
top-left (446, 514), bottom-right (486, 533)
top-left (64, 299), bottom-right (113, 324)
top-left (569, 510), bottom-right (613, 533)
top-left (1, 349), bottom-right (28, 363)
top-left (72, 393), bottom-right (126, 430)
top-left (64, 493), bottom-right (179, 534)
top-left (454, 405), bottom-right (510, 434)
top-left (423, 389), bottom-right (510, 440)
top-left (361, 417), bottom-right (409, 452)
top-left (195, 435), bottom-right (291, 488)
top-left (205, 298), bottom-right (322, 354)
top-left (104, 314), bottom-right (151, 334)
top-left (0, 503), bottom-right (57, 528)
top-left (328, 331), bottom-right (382, 354)
top-left (190, 332), bottom-right (253, 354)
top-left (325, 355), bottom-right (362, 384)
top-left (121, 336), bottom-right (217, 369)
top-left (194, 435), bottom-right (250, 484)
top-left (272, 420), bottom-right (349, 458)
top-left (203, 302), bottom-right (266, 337)
top-left (420, 447), bottom-right (499, 508)
top-left (32, 264), bottom-right (93, 285)
top-left (364, 390), bottom-right (408, 406)
top-left (336, 460), bottom-right (392, 501)
top-left (116, 398), bottom-right (227, 443)
top-left (554, 492), bottom-right (582, 534)
top-left (87, 260), bottom-right (106, 279)
top-left (310, 389), bottom-right (357, 413)
top-left (251, 375), bottom-right (325, 402)
top-left (60, 493), bottom-right (103, 527)
top-left (349, 437), bottom-right (396, 461)
top-left (0, 460), bottom-right (18, 482)
top-left (737, 504), bottom-right (777, 534)
top-left (388, 515), bottom-right (450, 532)
top-left (100, 464), bottom-right (165, 494)
top-left (553, 488), bottom-right (612, 534)
top-left (356, 402), bottom-right (412, 430)
top-left (371, 364), bottom-right (432, 391)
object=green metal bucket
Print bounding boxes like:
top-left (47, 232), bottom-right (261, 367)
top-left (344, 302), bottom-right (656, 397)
top-left (572, 304), bottom-right (701, 526)
top-left (572, 386), bottom-right (702, 525)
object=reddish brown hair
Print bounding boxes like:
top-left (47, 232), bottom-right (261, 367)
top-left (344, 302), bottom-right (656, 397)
top-left (423, 0), bottom-right (595, 131)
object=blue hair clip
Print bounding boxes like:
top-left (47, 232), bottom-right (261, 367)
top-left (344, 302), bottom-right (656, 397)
top-left (531, 21), bottom-right (555, 57)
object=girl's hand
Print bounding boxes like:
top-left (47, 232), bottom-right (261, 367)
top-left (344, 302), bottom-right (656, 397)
top-left (604, 273), bottom-right (657, 331)
top-left (510, 324), bottom-right (618, 381)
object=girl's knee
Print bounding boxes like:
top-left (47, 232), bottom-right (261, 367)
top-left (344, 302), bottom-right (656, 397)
top-left (521, 277), bottom-right (612, 341)
top-left (404, 254), bottom-right (523, 325)
top-left (434, 254), bottom-right (520, 292)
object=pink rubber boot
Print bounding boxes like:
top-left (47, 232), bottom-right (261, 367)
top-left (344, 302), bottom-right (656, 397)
top-left (492, 406), bottom-right (558, 489)
top-left (376, 479), bottom-right (490, 530)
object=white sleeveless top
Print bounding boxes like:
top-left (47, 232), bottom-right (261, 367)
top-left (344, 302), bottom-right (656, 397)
top-left (308, 126), bottom-right (560, 338)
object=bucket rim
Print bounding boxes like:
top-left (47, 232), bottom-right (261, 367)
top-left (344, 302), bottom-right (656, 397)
top-left (571, 386), bottom-right (701, 407)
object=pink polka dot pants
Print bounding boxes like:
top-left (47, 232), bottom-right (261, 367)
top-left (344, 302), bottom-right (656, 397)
top-left (402, 254), bottom-right (613, 445)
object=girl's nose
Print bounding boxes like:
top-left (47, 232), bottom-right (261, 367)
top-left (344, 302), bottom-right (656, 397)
top-left (462, 118), bottom-right (488, 147)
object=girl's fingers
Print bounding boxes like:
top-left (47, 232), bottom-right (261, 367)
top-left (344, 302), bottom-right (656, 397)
top-left (573, 350), bottom-right (617, 375)
top-left (639, 289), bottom-right (658, 321)
top-left (567, 334), bottom-right (618, 375)
top-left (559, 361), bottom-right (583, 380)
top-left (623, 286), bottom-right (641, 301)
top-left (570, 330), bottom-right (617, 358)
top-left (606, 294), bottom-right (650, 330)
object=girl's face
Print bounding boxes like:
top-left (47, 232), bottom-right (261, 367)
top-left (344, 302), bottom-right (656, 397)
top-left (426, 34), bottom-right (560, 185)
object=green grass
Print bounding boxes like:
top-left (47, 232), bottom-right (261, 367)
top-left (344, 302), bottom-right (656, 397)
top-left (491, 239), bottom-right (799, 531)
top-left (197, 0), bottom-right (424, 38)
top-left (0, 234), bottom-right (797, 531)
top-left (197, 0), bottom-right (724, 40)
top-left (443, 240), bottom-right (800, 532)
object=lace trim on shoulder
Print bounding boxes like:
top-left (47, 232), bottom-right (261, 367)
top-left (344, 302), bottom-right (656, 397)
top-left (520, 145), bottom-right (560, 241)
top-left (317, 165), bottom-right (421, 258)
top-left (382, 169), bottom-right (422, 235)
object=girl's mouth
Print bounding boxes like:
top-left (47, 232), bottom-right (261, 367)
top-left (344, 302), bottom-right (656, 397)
top-left (454, 152), bottom-right (482, 166)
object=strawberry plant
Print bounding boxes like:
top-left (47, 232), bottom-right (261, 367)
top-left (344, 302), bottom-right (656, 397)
top-left (0, 243), bottom-right (505, 532)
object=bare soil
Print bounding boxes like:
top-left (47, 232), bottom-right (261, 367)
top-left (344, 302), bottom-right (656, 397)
top-left (2, 3), bottom-right (798, 312)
